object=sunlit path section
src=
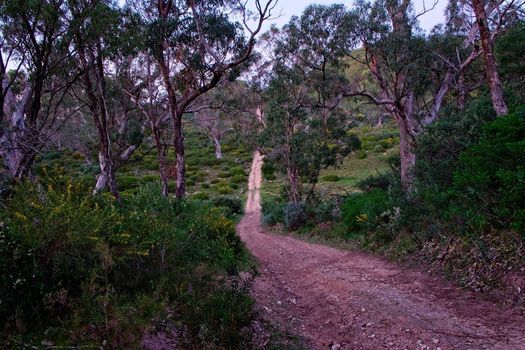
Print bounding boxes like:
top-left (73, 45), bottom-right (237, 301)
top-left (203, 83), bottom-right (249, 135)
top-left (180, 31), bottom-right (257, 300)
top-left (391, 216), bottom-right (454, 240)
top-left (245, 150), bottom-right (264, 214)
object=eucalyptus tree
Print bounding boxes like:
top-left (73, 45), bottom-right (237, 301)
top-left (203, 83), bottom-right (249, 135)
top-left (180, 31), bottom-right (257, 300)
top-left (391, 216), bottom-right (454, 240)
top-left (0, 0), bottom-right (80, 181)
top-left (128, 0), bottom-right (277, 198)
top-left (193, 94), bottom-right (230, 160)
top-left (344, 0), bottom-right (496, 192)
top-left (223, 82), bottom-right (267, 150)
top-left (121, 54), bottom-right (172, 197)
top-left (69, 0), bottom-right (148, 199)
top-left (455, 0), bottom-right (524, 115)
top-left (261, 5), bottom-right (360, 203)
top-left (192, 80), bottom-right (265, 159)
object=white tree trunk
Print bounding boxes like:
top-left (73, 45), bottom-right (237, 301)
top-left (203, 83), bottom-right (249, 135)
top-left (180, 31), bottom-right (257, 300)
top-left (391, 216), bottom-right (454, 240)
top-left (472, 0), bottom-right (508, 116)
top-left (398, 117), bottom-right (416, 193)
top-left (0, 83), bottom-right (32, 179)
top-left (93, 151), bottom-right (110, 195)
top-left (93, 173), bottom-right (108, 195)
top-left (214, 137), bottom-right (222, 159)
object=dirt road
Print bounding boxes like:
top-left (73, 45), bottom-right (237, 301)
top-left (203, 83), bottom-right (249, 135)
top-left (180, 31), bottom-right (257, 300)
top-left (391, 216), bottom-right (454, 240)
top-left (238, 151), bottom-right (525, 350)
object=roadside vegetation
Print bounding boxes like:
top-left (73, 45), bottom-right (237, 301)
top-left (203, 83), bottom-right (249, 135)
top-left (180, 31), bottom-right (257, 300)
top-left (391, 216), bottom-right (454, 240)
top-left (0, 181), bottom-right (253, 348)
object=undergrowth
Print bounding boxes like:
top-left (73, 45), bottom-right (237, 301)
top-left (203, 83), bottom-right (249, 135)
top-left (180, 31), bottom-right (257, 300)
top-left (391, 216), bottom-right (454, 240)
top-left (0, 180), bottom-right (255, 349)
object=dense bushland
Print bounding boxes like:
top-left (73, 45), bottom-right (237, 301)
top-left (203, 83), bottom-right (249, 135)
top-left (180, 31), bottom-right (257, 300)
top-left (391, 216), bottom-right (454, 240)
top-left (340, 104), bottom-right (525, 290)
top-left (0, 181), bottom-right (254, 348)
top-left (261, 101), bottom-right (525, 292)
top-left (262, 194), bottom-right (343, 232)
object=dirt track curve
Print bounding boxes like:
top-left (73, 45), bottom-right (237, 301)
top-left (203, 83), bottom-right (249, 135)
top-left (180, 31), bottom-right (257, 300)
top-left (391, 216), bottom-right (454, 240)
top-left (237, 151), bottom-right (525, 350)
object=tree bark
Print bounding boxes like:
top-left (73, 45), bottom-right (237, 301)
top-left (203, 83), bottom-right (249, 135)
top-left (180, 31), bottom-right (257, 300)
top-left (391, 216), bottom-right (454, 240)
top-left (157, 54), bottom-right (186, 198)
top-left (397, 116), bottom-right (416, 193)
top-left (159, 151), bottom-right (169, 198)
top-left (376, 114), bottom-right (384, 128)
top-left (0, 82), bottom-right (32, 179)
top-left (287, 166), bottom-right (301, 203)
top-left (458, 71), bottom-right (466, 110)
top-left (152, 125), bottom-right (169, 197)
top-left (213, 136), bottom-right (222, 159)
top-left (173, 112), bottom-right (186, 198)
top-left (472, 0), bottom-right (508, 116)
top-left (77, 41), bottom-right (120, 200)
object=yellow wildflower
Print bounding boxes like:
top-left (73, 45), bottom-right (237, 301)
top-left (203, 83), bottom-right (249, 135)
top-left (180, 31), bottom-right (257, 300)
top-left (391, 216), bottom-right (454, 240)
top-left (14, 211), bottom-right (28, 221)
top-left (356, 214), bottom-right (368, 223)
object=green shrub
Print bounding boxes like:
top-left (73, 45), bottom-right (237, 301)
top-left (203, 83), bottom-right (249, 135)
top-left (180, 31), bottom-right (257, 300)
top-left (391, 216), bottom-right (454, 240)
top-left (261, 161), bottom-right (276, 180)
top-left (41, 151), bottom-right (62, 160)
top-left (312, 197), bottom-right (341, 223)
top-left (194, 171), bottom-right (207, 182)
top-left (140, 175), bottom-right (158, 184)
top-left (142, 158), bottom-right (160, 170)
top-left (200, 156), bottom-right (219, 166)
top-left (284, 202), bottom-right (307, 231)
top-left (71, 151), bottom-right (85, 160)
top-left (117, 175), bottom-right (140, 191)
top-left (231, 174), bottom-right (247, 184)
top-left (193, 192), bottom-right (210, 200)
top-left (415, 103), bottom-right (495, 192)
top-left (321, 174), bottom-right (340, 182)
top-left (378, 139), bottom-right (392, 149)
top-left (453, 107), bottom-right (525, 233)
top-left (373, 144), bottom-right (385, 153)
top-left (216, 184), bottom-right (233, 194)
top-left (210, 196), bottom-right (243, 218)
top-left (356, 150), bottom-right (367, 159)
top-left (186, 158), bottom-right (198, 166)
top-left (0, 181), bottom-right (253, 348)
top-left (342, 189), bottom-right (391, 233)
top-left (222, 144), bottom-right (233, 152)
top-left (229, 166), bottom-right (246, 177)
top-left (261, 200), bottom-right (285, 226)
top-left (356, 173), bottom-right (393, 192)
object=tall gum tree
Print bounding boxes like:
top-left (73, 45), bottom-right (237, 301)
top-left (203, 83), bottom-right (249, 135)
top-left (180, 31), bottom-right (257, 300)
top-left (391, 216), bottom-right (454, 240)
top-left (444, 0), bottom-right (523, 114)
top-left (122, 54), bottom-right (172, 197)
top-left (71, 1), bottom-right (148, 199)
top-left (70, 0), bottom-right (125, 199)
top-left (468, 0), bottom-right (523, 115)
top-left (129, 0), bottom-right (277, 198)
top-left (1, 0), bottom-right (79, 181)
top-left (260, 5), bottom-right (361, 203)
top-left (343, 0), bottom-right (514, 192)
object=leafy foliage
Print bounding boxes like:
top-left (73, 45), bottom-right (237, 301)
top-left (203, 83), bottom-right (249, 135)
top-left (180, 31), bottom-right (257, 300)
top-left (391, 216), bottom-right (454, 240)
top-left (415, 98), bottom-right (496, 192)
top-left (454, 107), bottom-right (525, 233)
top-left (284, 202), bottom-right (307, 231)
top-left (341, 189), bottom-right (391, 234)
top-left (210, 196), bottom-right (244, 218)
top-left (0, 181), bottom-right (253, 348)
top-left (496, 21), bottom-right (525, 93)
top-left (261, 160), bottom-right (276, 180)
top-left (261, 199), bottom-right (286, 227)
top-left (356, 172), bottom-right (393, 191)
